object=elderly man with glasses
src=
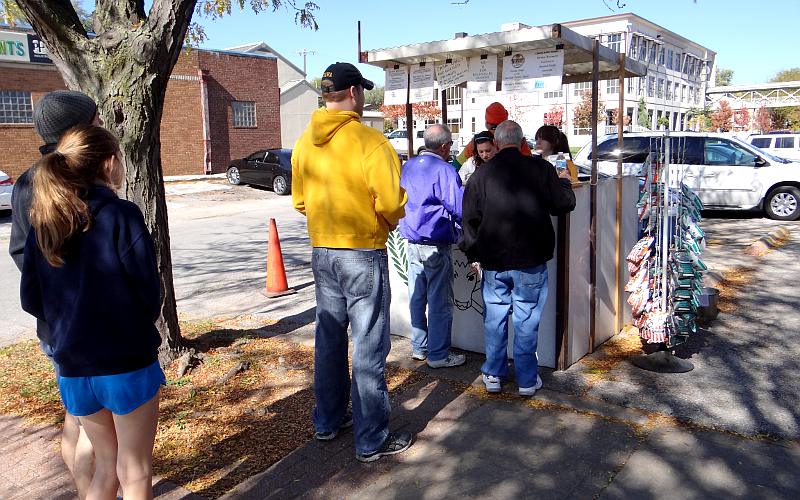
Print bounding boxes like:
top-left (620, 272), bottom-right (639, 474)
top-left (399, 123), bottom-right (466, 368)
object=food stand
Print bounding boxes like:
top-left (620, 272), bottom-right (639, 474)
top-left (363, 24), bottom-right (647, 369)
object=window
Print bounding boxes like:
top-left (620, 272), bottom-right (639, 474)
top-left (688, 86), bottom-right (694, 104)
top-left (544, 86), bottom-right (564, 99)
top-left (667, 49), bottom-right (674, 70)
top-left (629, 35), bottom-right (638, 58)
top-left (674, 82), bottom-right (680, 102)
top-left (665, 80), bottom-right (672, 100)
top-left (447, 117), bottom-right (461, 134)
top-left (647, 77), bottom-right (655, 97)
top-left (246, 150), bottom-right (267, 161)
top-left (265, 151), bottom-right (280, 163)
top-left (471, 116), bottom-right (476, 133)
top-left (444, 86), bottom-right (462, 106)
top-left (648, 42), bottom-right (656, 63)
top-left (424, 118), bottom-right (437, 127)
top-left (605, 33), bottom-right (622, 52)
top-left (776, 137), bottom-right (796, 149)
top-left (658, 46), bottom-right (665, 66)
top-left (704, 138), bottom-right (757, 166)
top-left (606, 79), bottom-right (619, 94)
top-left (0, 91), bottom-right (34, 124)
top-left (593, 137), bottom-right (651, 163)
top-left (681, 85), bottom-right (687, 102)
top-left (639, 78), bottom-right (646, 96)
top-left (670, 137), bottom-right (704, 164)
top-left (574, 81), bottom-right (591, 96)
top-left (657, 78), bottom-right (664, 99)
top-left (627, 77), bottom-right (637, 95)
top-left (232, 101), bottom-right (256, 127)
top-left (751, 138), bottom-right (771, 148)
top-left (639, 39), bottom-right (647, 61)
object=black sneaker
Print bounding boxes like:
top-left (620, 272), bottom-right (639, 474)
top-left (314, 412), bottom-right (353, 441)
top-left (355, 432), bottom-right (413, 463)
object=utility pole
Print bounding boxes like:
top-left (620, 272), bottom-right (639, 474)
top-left (296, 49), bottom-right (316, 77)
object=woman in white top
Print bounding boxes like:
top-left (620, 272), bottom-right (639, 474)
top-left (459, 130), bottom-right (497, 185)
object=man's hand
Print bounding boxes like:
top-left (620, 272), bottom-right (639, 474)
top-left (470, 262), bottom-right (481, 273)
top-left (557, 168), bottom-right (573, 182)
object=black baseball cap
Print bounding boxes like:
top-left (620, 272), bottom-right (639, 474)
top-left (473, 130), bottom-right (494, 144)
top-left (320, 62), bottom-right (375, 93)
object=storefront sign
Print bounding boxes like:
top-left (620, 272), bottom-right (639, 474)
top-left (409, 63), bottom-right (435, 103)
top-left (502, 49), bottom-right (563, 93)
top-left (435, 57), bottom-right (468, 89)
top-left (466, 54), bottom-right (497, 98)
top-left (383, 66), bottom-right (409, 105)
top-left (0, 30), bottom-right (52, 64)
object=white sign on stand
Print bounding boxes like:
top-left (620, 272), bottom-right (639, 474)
top-left (435, 57), bottom-right (469, 89)
top-left (502, 49), bottom-right (564, 93)
top-left (410, 64), bottom-right (435, 103)
top-left (466, 54), bottom-right (497, 98)
top-left (384, 66), bottom-right (409, 105)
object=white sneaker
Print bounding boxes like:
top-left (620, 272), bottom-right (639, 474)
top-left (482, 374), bottom-right (502, 393)
top-left (427, 353), bottom-right (466, 368)
top-left (518, 375), bottom-right (544, 397)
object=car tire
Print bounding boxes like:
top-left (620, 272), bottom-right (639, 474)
top-left (226, 166), bottom-right (241, 186)
top-left (765, 186), bottom-right (800, 221)
top-left (273, 174), bottom-right (290, 196)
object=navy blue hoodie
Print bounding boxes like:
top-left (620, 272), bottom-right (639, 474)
top-left (20, 185), bottom-right (161, 377)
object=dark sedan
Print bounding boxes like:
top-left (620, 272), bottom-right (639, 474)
top-left (226, 148), bottom-right (292, 195)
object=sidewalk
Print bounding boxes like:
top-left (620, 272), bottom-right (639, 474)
top-left (3, 216), bottom-right (800, 499)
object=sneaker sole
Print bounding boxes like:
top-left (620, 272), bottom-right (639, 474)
top-left (355, 438), bottom-right (413, 463)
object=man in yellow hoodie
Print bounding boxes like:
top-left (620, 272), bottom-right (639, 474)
top-left (292, 62), bottom-right (411, 463)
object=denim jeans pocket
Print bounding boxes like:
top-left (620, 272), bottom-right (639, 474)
top-left (519, 266), bottom-right (546, 288)
top-left (334, 256), bottom-right (375, 298)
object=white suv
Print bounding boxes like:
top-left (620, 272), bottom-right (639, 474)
top-left (386, 129), bottom-right (461, 159)
top-left (748, 133), bottom-right (800, 161)
top-left (574, 132), bottom-right (800, 221)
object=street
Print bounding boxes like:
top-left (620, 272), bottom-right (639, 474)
top-left (0, 180), bottom-right (316, 347)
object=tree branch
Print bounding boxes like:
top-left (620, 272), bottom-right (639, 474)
top-left (94, 0), bottom-right (147, 33)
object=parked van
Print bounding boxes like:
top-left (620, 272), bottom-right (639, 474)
top-left (386, 128), bottom-right (461, 159)
top-left (748, 133), bottom-right (800, 161)
top-left (574, 132), bottom-right (800, 220)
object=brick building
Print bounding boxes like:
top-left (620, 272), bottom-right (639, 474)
top-left (0, 27), bottom-right (281, 180)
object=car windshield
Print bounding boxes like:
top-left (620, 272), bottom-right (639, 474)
top-left (731, 136), bottom-right (791, 164)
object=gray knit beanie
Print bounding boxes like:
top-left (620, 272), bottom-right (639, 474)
top-left (34, 90), bottom-right (98, 146)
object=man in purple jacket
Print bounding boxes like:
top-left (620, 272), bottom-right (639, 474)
top-left (399, 124), bottom-right (466, 368)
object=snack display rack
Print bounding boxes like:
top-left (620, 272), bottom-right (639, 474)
top-left (625, 132), bottom-right (706, 372)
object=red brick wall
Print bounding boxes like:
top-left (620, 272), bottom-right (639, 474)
top-left (199, 51), bottom-right (281, 173)
top-left (0, 49), bottom-right (281, 179)
top-left (0, 65), bottom-right (66, 179)
top-left (160, 52), bottom-right (204, 177)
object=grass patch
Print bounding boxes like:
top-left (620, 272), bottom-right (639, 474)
top-left (0, 318), bottom-right (426, 498)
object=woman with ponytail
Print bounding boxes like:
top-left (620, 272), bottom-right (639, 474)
top-left (21, 124), bottom-right (163, 500)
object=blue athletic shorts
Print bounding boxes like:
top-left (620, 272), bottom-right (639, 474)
top-left (58, 361), bottom-right (166, 417)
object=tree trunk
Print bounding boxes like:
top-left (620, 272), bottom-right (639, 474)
top-left (17, 0), bottom-right (197, 362)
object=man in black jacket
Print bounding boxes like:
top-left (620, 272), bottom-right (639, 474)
top-left (460, 120), bottom-right (575, 397)
top-left (9, 89), bottom-right (101, 498)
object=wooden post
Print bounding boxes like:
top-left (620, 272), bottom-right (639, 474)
top-left (589, 39), bottom-right (600, 353)
top-left (441, 89), bottom-right (448, 124)
top-left (616, 52), bottom-right (625, 334)
top-left (405, 65), bottom-right (413, 158)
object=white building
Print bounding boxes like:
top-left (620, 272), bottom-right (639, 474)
top-left (227, 42), bottom-right (321, 148)
top-left (400, 13), bottom-right (716, 148)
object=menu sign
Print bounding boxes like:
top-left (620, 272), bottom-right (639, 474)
top-left (502, 49), bottom-right (563, 93)
top-left (466, 54), bottom-right (497, 98)
top-left (384, 66), bottom-right (409, 105)
top-left (435, 57), bottom-right (468, 89)
top-left (409, 64), bottom-right (435, 103)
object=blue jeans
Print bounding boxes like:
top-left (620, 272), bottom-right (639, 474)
top-left (481, 264), bottom-right (549, 389)
top-left (407, 243), bottom-right (454, 362)
top-left (311, 248), bottom-right (391, 455)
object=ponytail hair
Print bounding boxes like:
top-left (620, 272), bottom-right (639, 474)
top-left (30, 124), bottom-right (120, 266)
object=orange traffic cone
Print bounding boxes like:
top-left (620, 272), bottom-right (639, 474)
top-left (263, 218), bottom-right (296, 298)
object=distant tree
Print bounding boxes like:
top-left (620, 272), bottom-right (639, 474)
top-left (688, 107), bottom-right (712, 132)
top-left (364, 85), bottom-right (384, 106)
top-left (573, 90), bottom-right (605, 130)
top-left (543, 105), bottom-right (564, 128)
top-left (734, 106), bottom-right (750, 129)
top-left (611, 108), bottom-right (631, 126)
top-left (379, 102), bottom-right (441, 129)
top-left (636, 98), bottom-right (650, 129)
top-left (711, 100), bottom-right (734, 132)
top-left (715, 68), bottom-right (734, 87)
top-left (656, 116), bottom-right (670, 130)
top-left (769, 68), bottom-right (800, 83)
top-left (754, 106), bottom-right (772, 133)
top-left (769, 106), bottom-right (800, 130)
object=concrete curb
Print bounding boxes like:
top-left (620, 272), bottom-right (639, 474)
top-left (163, 173), bottom-right (226, 183)
top-left (743, 226), bottom-right (792, 256)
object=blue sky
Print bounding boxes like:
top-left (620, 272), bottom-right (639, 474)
top-left (190, 0), bottom-right (799, 87)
